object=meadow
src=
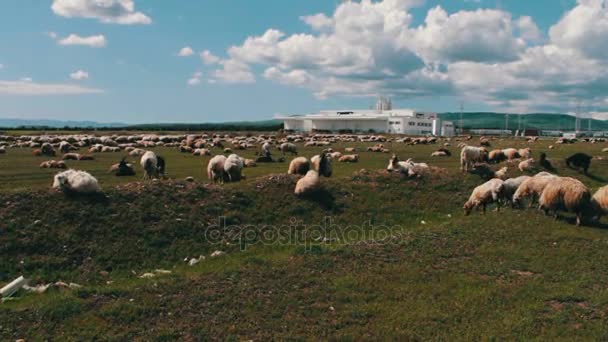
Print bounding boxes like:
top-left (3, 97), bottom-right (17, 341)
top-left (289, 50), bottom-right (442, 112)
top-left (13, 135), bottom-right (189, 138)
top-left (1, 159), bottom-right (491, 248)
top-left (2, 134), bottom-right (608, 340)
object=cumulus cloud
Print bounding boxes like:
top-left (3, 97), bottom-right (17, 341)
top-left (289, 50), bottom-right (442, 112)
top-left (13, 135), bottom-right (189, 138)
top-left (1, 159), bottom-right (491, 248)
top-left (70, 70), bottom-right (89, 80)
top-left (0, 64), bottom-right (4, 70)
top-left (199, 0), bottom-right (608, 111)
top-left (0, 80), bottom-right (102, 95)
top-left (58, 34), bottom-right (107, 48)
top-left (178, 46), bottom-right (194, 57)
top-left (200, 50), bottom-right (220, 65)
top-left (187, 71), bottom-right (203, 86)
top-left (51, 0), bottom-right (151, 25)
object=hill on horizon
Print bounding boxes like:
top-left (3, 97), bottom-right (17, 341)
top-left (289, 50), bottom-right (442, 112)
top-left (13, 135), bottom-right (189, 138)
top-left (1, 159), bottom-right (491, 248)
top-left (439, 112), bottom-right (608, 131)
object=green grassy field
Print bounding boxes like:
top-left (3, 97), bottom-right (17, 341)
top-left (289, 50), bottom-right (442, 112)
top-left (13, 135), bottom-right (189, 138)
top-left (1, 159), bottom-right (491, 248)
top-left (2, 136), bottom-right (608, 340)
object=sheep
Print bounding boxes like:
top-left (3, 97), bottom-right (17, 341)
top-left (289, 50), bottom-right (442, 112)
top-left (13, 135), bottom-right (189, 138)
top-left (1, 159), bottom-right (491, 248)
top-left (62, 153), bottom-right (80, 161)
top-left (32, 149), bottom-right (42, 156)
top-left (591, 185), bottom-right (608, 221)
top-left (463, 178), bottom-right (504, 215)
top-left (518, 158), bottom-right (536, 172)
top-left (129, 148), bottom-right (146, 157)
top-left (538, 177), bottom-right (591, 226)
top-left (140, 151), bottom-right (158, 180)
top-left (78, 154), bottom-right (94, 161)
top-left (329, 151), bottom-right (342, 160)
top-left (502, 148), bottom-right (520, 160)
top-left (52, 170), bottom-right (100, 194)
top-left (156, 156), bottom-right (166, 178)
top-left (279, 142), bottom-right (298, 155)
top-left (288, 157), bottom-right (310, 175)
top-left (344, 147), bottom-right (357, 153)
top-left (261, 142), bottom-right (272, 157)
top-left (224, 154), bottom-right (244, 182)
top-left (460, 146), bottom-right (488, 172)
top-left (518, 148), bottom-right (532, 159)
top-left (468, 163), bottom-right (496, 180)
top-left (0, 146), bottom-right (5, 154)
top-left (193, 148), bottom-right (211, 156)
top-left (387, 154), bottom-right (429, 178)
top-left (431, 151), bottom-right (448, 157)
top-left (40, 160), bottom-right (67, 169)
top-left (40, 143), bottom-right (56, 156)
top-left (109, 158), bottom-right (135, 176)
top-left (294, 170), bottom-right (320, 196)
top-left (539, 152), bottom-right (555, 172)
top-left (311, 152), bottom-right (332, 177)
top-left (243, 158), bottom-right (257, 167)
top-left (339, 154), bottom-right (359, 163)
top-left (223, 148), bottom-right (233, 154)
top-left (565, 153), bottom-right (592, 174)
top-left (499, 176), bottom-right (530, 206)
top-left (512, 172), bottom-right (557, 208)
top-left (207, 155), bottom-right (227, 183)
top-left (494, 166), bottom-right (508, 180)
top-left (488, 149), bottom-right (506, 163)
top-left (59, 141), bottom-right (77, 153)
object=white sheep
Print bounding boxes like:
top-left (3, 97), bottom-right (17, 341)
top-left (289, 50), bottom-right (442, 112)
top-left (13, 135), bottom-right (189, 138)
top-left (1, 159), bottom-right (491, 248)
top-left (463, 178), bottom-right (504, 215)
top-left (140, 151), bottom-right (158, 180)
top-left (207, 155), bottom-right (227, 183)
top-left (279, 142), bottom-right (298, 155)
top-left (512, 172), bottom-right (557, 207)
top-left (591, 185), bottom-right (608, 221)
top-left (311, 153), bottom-right (332, 177)
top-left (52, 170), bottom-right (100, 194)
top-left (494, 167), bottom-right (508, 180)
top-left (539, 177), bottom-right (591, 226)
top-left (294, 170), bottom-right (320, 195)
top-left (288, 157), bottom-right (310, 175)
top-left (499, 175), bottom-right (530, 205)
top-left (518, 158), bottom-right (536, 172)
top-left (224, 154), bottom-right (244, 182)
top-left (460, 146), bottom-right (488, 172)
top-left (387, 154), bottom-right (429, 178)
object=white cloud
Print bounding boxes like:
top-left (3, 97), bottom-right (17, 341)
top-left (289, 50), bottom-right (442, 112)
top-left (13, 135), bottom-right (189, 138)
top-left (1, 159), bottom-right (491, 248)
top-left (178, 46), bottom-right (194, 57)
top-left (70, 70), bottom-right (89, 80)
top-left (58, 34), bottom-right (107, 48)
top-left (300, 13), bottom-right (333, 31)
top-left (187, 71), bottom-right (203, 86)
top-left (45, 31), bottom-right (58, 39)
top-left (200, 50), bottom-right (221, 65)
top-left (0, 80), bottom-right (102, 95)
top-left (20, 77), bottom-right (32, 82)
top-left (212, 59), bottom-right (255, 84)
top-left (51, 0), bottom-right (151, 25)
top-left (0, 64), bottom-right (4, 70)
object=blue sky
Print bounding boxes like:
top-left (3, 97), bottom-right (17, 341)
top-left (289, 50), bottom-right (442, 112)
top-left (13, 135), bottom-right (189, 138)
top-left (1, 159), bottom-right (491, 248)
top-left (4, 0), bottom-right (607, 123)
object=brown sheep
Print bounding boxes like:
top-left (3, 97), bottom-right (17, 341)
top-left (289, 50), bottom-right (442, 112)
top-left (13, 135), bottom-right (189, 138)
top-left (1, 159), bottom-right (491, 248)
top-left (539, 177), bottom-right (592, 226)
top-left (339, 154), bottom-right (359, 162)
top-left (288, 157), bottom-right (310, 175)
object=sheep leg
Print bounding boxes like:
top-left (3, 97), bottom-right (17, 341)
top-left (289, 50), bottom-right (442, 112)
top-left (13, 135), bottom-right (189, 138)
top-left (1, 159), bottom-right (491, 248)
top-left (576, 213), bottom-right (582, 226)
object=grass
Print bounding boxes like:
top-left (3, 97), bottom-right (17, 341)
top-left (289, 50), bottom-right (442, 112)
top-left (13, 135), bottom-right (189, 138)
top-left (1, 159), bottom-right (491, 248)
top-left (1, 135), bottom-right (608, 340)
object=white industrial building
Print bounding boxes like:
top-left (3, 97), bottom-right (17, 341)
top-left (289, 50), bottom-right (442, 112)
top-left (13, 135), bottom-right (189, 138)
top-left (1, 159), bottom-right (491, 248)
top-left (276, 108), bottom-right (454, 136)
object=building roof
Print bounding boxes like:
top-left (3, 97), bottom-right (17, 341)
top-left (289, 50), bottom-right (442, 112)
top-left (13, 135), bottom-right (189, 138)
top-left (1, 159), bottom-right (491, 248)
top-left (274, 109), bottom-right (433, 120)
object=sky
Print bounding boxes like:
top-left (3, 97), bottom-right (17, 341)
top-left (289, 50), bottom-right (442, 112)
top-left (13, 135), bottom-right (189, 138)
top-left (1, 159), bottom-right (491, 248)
top-left (3, 0), bottom-right (608, 123)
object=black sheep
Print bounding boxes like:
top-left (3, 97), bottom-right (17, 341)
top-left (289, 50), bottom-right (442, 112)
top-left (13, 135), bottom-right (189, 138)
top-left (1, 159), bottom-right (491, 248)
top-left (565, 153), bottom-right (592, 174)
top-left (539, 152), bottom-right (556, 172)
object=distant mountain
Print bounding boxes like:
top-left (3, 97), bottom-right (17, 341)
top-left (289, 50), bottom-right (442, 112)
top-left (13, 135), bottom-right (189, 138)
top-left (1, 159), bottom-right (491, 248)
top-left (0, 118), bottom-right (126, 128)
top-left (438, 112), bottom-right (608, 131)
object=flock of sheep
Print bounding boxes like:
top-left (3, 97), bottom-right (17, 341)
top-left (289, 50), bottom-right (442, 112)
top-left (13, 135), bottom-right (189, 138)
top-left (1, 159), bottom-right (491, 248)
top-left (1, 132), bottom-right (607, 226)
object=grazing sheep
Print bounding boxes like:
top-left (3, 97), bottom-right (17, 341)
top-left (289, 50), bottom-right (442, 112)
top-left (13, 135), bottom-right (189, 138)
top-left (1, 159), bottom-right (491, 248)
top-left (32, 149), bottom-right (42, 156)
top-left (463, 178), bottom-right (504, 215)
top-left (207, 155), bottom-right (227, 183)
top-left (539, 152), bottom-right (555, 172)
top-left (494, 167), bottom-right (508, 180)
top-left (339, 154), bottom-right (359, 163)
top-left (294, 170), bottom-right (320, 195)
top-left (460, 146), bottom-right (489, 172)
top-left (565, 153), bottom-right (592, 174)
top-left (518, 158), bottom-right (536, 172)
top-left (223, 148), bottom-right (233, 154)
top-left (109, 158), bottom-right (136, 176)
top-left (78, 154), bottom-right (94, 161)
top-left (140, 151), bottom-right (158, 180)
top-left (129, 148), bottom-right (146, 157)
top-left (224, 154), bottom-right (244, 182)
top-left (156, 156), bottom-right (166, 178)
top-left (0, 146), bottom-right (5, 154)
top-left (329, 151), bottom-right (342, 160)
top-left (41, 143), bottom-right (56, 156)
top-left (591, 185), bottom-right (608, 221)
top-left (243, 158), bottom-right (257, 167)
top-left (193, 148), bottom-right (211, 156)
top-left (431, 151), bottom-right (448, 157)
top-left (488, 149), bottom-right (506, 164)
top-left (512, 172), bottom-right (557, 207)
top-left (288, 157), bottom-right (311, 175)
top-left (279, 142), bottom-right (298, 155)
top-left (502, 148), bottom-right (520, 160)
top-left (311, 152), bottom-right (332, 177)
top-left (179, 145), bottom-right (194, 153)
top-left (467, 163), bottom-right (495, 180)
top-left (40, 160), bottom-right (67, 169)
top-left (62, 153), bottom-right (80, 161)
top-left (539, 177), bottom-right (591, 226)
top-left (518, 148), bottom-right (532, 159)
top-left (59, 141), bottom-right (76, 153)
top-left (52, 170), bottom-right (100, 194)
top-left (344, 147), bottom-right (357, 153)
top-left (499, 176), bottom-right (530, 206)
